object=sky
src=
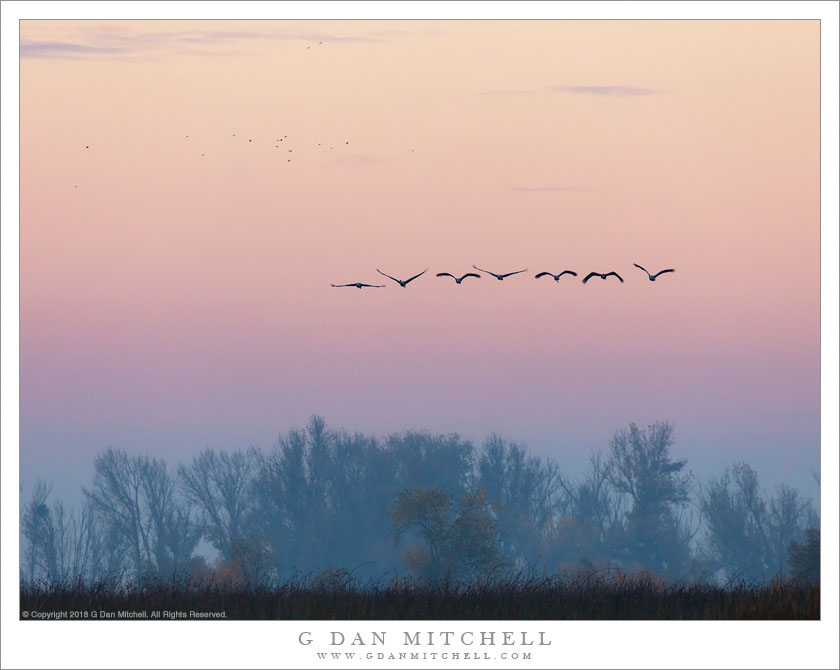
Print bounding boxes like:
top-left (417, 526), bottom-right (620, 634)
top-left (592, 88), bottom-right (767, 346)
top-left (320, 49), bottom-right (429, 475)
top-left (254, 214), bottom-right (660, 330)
top-left (18, 19), bottom-right (820, 503)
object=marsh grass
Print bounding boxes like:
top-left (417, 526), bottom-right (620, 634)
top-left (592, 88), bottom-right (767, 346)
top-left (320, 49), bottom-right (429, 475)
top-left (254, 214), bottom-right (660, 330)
top-left (20, 572), bottom-right (818, 620)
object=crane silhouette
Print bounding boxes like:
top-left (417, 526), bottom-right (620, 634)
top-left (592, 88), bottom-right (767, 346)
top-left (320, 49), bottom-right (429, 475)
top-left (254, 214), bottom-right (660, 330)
top-left (472, 265), bottom-right (528, 280)
top-left (633, 263), bottom-right (675, 281)
top-left (436, 272), bottom-right (481, 284)
top-left (331, 282), bottom-right (385, 289)
top-left (582, 271), bottom-right (623, 284)
top-left (376, 268), bottom-right (427, 287)
top-left (535, 271), bottom-right (578, 281)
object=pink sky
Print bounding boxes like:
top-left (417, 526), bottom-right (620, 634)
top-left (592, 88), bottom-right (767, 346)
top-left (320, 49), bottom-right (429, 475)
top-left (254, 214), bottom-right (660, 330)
top-left (19, 20), bottom-right (819, 500)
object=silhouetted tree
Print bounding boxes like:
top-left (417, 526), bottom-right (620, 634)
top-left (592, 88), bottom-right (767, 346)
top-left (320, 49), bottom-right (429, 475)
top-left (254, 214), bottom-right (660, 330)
top-left (252, 422), bottom-right (322, 576)
top-left (160, 501), bottom-right (204, 578)
top-left (607, 422), bottom-right (692, 577)
top-left (252, 416), bottom-right (399, 579)
top-left (21, 481), bottom-right (123, 584)
top-left (179, 447), bottom-right (258, 560)
top-left (767, 483), bottom-right (812, 577)
top-left (701, 462), bottom-right (767, 580)
top-left (478, 434), bottom-right (560, 568)
top-left (323, 429), bottom-right (398, 573)
top-left (22, 417), bottom-right (820, 588)
top-left (551, 449), bottom-right (623, 569)
top-left (22, 481), bottom-right (60, 582)
top-left (389, 430), bottom-right (474, 493)
top-left (83, 448), bottom-right (200, 578)
top-left (700, 463), bottom-right (815, 582)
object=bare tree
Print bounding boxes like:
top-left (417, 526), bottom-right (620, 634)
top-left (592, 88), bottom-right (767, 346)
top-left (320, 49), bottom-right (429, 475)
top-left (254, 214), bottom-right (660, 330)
top-left (21, 482), bottom-right (119, 584)
top-left (179, 447), bottom-right (258, 560)
top-left (83, 448), bottom-right (199, 578)
top-left (478, 435), bottom-right (560, 568)
top-left (160, 501), bottom-right (204, 578)
top-left (22, 480), bottom-right (58, 582)
top-left (607, 422), bottom-right (693, 576)
top-left (251, 420), bottom-right (332, 576)
top-left (252, 416), bottom-right (400, 579)
top-left (140, 455), bottom-right (177, 573)
top-left (700, 462), bottom-right (814, 582)
top-left (551, 449), bottom-right (624, 568)
top-left (83, 449), bottom-right (147, 574)
top-left (767, 483), bottom-right (811, 576)
top-left (389, 429), bottom-right (474, 493)
top-left (608, 422), bottom-right (691, 510)
top-left (559, 449), bottom-right (621, 537)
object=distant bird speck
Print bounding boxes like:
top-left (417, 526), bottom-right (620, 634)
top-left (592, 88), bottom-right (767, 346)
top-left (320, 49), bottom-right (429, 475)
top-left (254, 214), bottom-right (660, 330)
top-left (582, 271), bottom-right (623, 284)
top-left (436, 272), bottom-right (481, 284)
top-left (634, 263), bottom-right (675, 281)
top-left (535, 271), bottom-right (578, 281)
top-left (346, 141), bottom-right (350, 144)
top-left (376, 268), bottom-right (427, 287)
top-left (85, 146), bottom-right (89, 149)
top-left (472, 265), bottom-right (528, 281)
top-left (249, 139), bottom-right (252, 142)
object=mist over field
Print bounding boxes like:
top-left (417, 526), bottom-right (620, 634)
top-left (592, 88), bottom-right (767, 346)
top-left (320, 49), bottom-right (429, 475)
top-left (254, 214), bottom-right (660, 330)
top-left (21, 416), bottom-right (820, 594)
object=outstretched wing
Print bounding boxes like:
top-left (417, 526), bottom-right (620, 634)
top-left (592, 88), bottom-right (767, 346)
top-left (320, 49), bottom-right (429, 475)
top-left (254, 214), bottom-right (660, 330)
top-left (460, 273), bottom-right (481, 280)
top-left (404, 269), bottom-right (428, 284)
top-left (559, 270), bottom-right (577, 277)
top-left (472, 264), bottom-right (499, 278)
top-left (582, 272), bottom-right (598, 284)
top-left (376, 268), bottom-right (400, 284)
top-left (633, 263), bottom-right (652, 278)
top-left (652, 268), bottom-right (675, 279)
top-left (606, 272), bottom-right (624, 283)
top-left (535, 272), bottom-right (552, 279)
top-left (360, 283), bottom-right (386, 288)
top-left (436, 272), bottom-right (455, 279)
top-left (331, 283), bottom-right (357, 287)
top-left (500, 268), bottom-right (528, 278)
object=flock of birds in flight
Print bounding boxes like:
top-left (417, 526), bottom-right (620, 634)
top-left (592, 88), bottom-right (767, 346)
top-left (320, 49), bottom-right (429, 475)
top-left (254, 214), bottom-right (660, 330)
top-left (75, 131), bottom-right (385, 188)
top-left (76, 128), bottom-right (415, 191)
top-left (332, 264), bottom-right (675, 288)
top-left (80, 128), bottom-right (376, 171)
top-left (82, 138), bottom-right (676, 292)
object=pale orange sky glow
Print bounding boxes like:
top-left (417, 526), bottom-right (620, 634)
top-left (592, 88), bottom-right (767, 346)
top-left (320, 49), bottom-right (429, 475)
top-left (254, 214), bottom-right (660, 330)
top-left (19, 19), bottom-right (819, 499)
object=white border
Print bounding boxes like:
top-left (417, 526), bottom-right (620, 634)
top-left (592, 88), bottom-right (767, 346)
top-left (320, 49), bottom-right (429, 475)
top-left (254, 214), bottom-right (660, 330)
top-left (2, 2), bottom-right (838, 669)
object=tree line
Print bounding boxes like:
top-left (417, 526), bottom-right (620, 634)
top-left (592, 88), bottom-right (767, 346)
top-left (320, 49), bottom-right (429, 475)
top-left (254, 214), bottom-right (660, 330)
top-left (21, 417), bottom-right (820, 587)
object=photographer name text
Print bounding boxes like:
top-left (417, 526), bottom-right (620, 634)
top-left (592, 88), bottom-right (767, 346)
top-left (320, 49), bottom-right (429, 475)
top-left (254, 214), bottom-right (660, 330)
top-left (298, 631), bottom-right (551, 647)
